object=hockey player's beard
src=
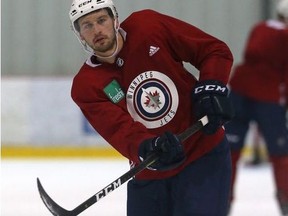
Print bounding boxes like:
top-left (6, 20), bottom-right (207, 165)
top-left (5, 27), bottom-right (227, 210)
top-left (92, 34), bottom-right (117, 57)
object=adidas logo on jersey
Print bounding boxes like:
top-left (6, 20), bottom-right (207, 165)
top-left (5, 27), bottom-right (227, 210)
top-left (149, 46), bottom-right (160, 56)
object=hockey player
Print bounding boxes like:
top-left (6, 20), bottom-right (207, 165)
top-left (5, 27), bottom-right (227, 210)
top-left (225, 0), bottom-right (288, 215)
top-left (69, 0), bottom-right (234, 215)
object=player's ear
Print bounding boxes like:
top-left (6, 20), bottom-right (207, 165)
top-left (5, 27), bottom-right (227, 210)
top-left (114, 18), bottom-right (120, 31)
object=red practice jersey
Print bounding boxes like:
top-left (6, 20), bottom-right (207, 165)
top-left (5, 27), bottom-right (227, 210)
top-left (71, 10), bottom-right (233, 180)
top-left (230, 20), bottom-right (288, 104)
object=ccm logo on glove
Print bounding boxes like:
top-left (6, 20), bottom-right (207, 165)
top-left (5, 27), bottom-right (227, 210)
top-left (194, 84), bottom-right (228, 95)
top-left (192, 80), bottom-right (234, 134)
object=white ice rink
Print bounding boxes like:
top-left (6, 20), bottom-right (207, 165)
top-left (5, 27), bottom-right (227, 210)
top-left (1, 159), bottom-right (283, 216)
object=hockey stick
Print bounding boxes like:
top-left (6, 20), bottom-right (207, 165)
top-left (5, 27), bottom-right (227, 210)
top-left (37, 115), bottom-right (208, 216)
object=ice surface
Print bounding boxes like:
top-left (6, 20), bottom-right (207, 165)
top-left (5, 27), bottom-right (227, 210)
top-left (1, 159), bottom-right (282, 216)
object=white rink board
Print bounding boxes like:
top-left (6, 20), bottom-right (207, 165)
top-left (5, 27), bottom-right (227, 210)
top-left (2, 78), bottom-right (106, 146)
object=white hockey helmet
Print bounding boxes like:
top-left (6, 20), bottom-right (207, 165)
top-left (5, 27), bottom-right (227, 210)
top-left (69, 0), bottom-right (118, 32)
top-left (69, 0), bottom-right (119, 55)
top-left (277, 0), bottom-right (288, 19)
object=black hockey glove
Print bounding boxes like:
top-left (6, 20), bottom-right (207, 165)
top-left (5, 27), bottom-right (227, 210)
top-left (138, 132), bottom-right (186, 171)
top-left (192, 80), bottom-right (234, 135)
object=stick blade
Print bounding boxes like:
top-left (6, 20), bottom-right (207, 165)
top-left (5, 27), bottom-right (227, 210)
top-left (37, 178), bottom-right (74, 216)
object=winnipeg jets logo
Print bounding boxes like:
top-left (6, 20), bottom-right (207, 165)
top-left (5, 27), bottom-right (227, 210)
top-left (126, 71), bottom-right (179, 128)
top-left (143, 88), bottom-right (161, 109)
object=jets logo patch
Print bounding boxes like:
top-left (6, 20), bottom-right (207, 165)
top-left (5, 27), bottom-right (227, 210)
top-left (126, 71), bottom-right (179, 128)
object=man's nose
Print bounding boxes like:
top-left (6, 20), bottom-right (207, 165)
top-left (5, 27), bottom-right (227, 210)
top-left (92, 23), bottom-right (102, 34)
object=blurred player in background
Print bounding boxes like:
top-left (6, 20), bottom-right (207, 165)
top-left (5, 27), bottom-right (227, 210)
top-left (225, 0), bottom-right (288, 215)
top-left (69, 0), bottom-right (234, 215)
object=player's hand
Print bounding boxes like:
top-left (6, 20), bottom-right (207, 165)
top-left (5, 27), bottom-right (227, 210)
top-left (138, 132), bottom-right (186, 171)
top-left (192, 80), bottom-right (234, 134)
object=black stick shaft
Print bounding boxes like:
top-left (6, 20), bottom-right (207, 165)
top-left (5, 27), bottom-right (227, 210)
top-left (72, 153), bottom-right (158, 215)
